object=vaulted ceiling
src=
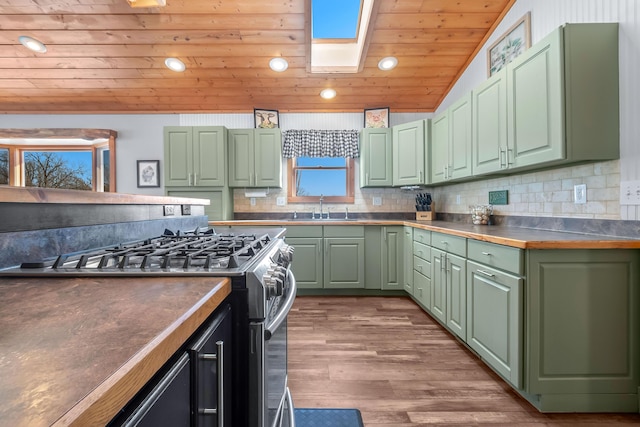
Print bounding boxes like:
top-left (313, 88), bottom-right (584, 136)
top-left (0, 0), bottom-right (515, 114)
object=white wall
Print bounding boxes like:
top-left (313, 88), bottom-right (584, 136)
top-left (438, 0), bottom-right (640, 220)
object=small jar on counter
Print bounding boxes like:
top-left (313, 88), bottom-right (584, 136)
top-left (470, 204), bottom-right (493, 225)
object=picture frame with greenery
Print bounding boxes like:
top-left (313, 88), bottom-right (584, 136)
top-left (487, 12), bottom-right (531, 76)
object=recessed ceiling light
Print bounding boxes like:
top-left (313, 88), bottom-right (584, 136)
top-left (320, 88), bottom-right (337, 99)
top-left (18, 36), bottom-right (47, 53)
top-left (378, 56), bottom-right (398, 71)
top-left (165, 57), bottom-right (186, 72)
top-left (269, 57), bottom-right (289, 72)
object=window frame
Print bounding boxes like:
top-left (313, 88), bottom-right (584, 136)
top-left (287, 157), bottom-right (355, 203)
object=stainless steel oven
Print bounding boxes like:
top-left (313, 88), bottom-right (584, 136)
top-left (249, 270), bottom-right (296, 427)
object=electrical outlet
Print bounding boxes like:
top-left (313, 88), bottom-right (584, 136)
top-left (574, 184), bottom-right (586, 204)
top-left (276, 196), bottom-right (286, 206)
top-left (250, 197), bottom-right (256, 206)
top-left (372, 197), bottom-right (382, 206)
top-left (621, 180), bottom-right (640, 205)
top-left (163, 205), bottom-right (175, 216)
top-left (456, 195), bottom-right (461, 205)
top-left (181, 204), bottom-right (191, 215)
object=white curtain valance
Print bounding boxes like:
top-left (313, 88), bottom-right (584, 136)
top-left (282, 129), bottom-right (360, 158)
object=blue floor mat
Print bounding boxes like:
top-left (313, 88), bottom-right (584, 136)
top-left (294, 408), bottom-right (364, 427)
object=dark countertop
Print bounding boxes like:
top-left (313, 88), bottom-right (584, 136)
top-left (211, 219), bottom-right (640, 249)
top-left (0, 276), bottom-right (231, 427)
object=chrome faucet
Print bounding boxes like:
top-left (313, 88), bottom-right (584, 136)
top-left (319, 194), bottom-right (324, 220)
top-left (345, 207), bottom-right (349, 220)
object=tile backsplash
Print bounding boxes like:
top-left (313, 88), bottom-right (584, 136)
top-left (234, 160), bottom-right (621, 221)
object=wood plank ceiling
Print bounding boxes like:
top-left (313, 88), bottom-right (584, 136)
top-left (0, 0), bottom-right (515, 114)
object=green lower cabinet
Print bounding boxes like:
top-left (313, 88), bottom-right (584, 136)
top-left (467, 261), bottom-right (523, 388)
top-left (381, 226), bottom-right (404, 290)
top-left (286, 237), bottom-right (323, 289)
top-left (403, 227), bottom-right (414, 294)
top-left (431, 248), bottom-right (446, 323)
top-left (525, 249), bottom-right (640, 412)
top-left (323, 237), bottom-right (365, 289)
top-left (445, 253), bottom-right (466, 340)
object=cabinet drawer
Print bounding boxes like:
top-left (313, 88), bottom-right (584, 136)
top-left (413, 256), bottom-right (431, 278)
top-left (413, 241), bottom-right (431, 261)
top-left (285, 226), bottom-right (322, 238)
top-left (431, 232), bottom-right (466, 257)
top-left (323, 225), bottom-right (364, 238)
top-left (467, 239), bottom-right (523, 275)
top-left (413, 228), bottom-right (431, 245)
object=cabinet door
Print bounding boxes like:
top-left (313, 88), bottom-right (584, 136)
top-left (360, 128), bottom-right (393, 187)
top-left (193, 127), bottom-right (227, 187)
top-left (228, 129), bottom-right (254, 187)
top-left (413, 270), bottom-right (432, 310)
top-left (287, 237), bottom-right (323, 289)
top-left (381, 226), bottom-right (403, 290)
top-left (431, 248), bottom-right (446, 323)
top-left (430, 112), bottom-right (448, 184)
top-left (472, 70), bottom-right (507, 176)
top-left (403, 227), bottom-right (414, 294)
top-left (446, 253), bottom-right (466, 340)
top-left (393, 120), bottom-right (425, 186)
top-left (448, 93), bottom-right (472, 180)
top-left (526, 249), bottom-right (639, 396)
top-left (507, 27), bottom-right (564, 169)
top-left (467, 261), bottom-right (522, 388)
top-left (324, 237), bottom-right (365, 289)
top-left (164, 127), bottom-right (194, 187)
top-left (254, 129), bottom-right (282, 187)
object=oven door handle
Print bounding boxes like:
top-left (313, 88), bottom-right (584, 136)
top-left (265, 269), bottom-right (297, 341)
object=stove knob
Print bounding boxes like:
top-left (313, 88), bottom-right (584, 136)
top-left (279, 245), bottom-right (294, 263)
top-left (264, 276), bottom-right (278, 299)
top-left (273, 276), bottom-right (284, 296)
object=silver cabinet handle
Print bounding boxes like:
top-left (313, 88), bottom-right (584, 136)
top-left (189, 173), bottom-right (193, 186)
top-left (199, 340), bottom-right (225, 426)
top-left (440, 253), bottom-right (445, 270)
top-left (477, 269), bottom-right (495, 277)
top-left (194, 173), bottom-right (197, 186)
top-left (507, 148), bottom-right (514, 166)
top-left (481, 251), bottom-right (491, 256)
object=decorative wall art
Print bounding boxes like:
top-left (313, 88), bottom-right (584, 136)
top-left (254, 108), bottom-right (280, 129)
top-left (364, 107), bottom-right (390, 128)
top-left (487, 12), bottom-right (531, 76)
top-left (137, 160), bottom-right (160, 188)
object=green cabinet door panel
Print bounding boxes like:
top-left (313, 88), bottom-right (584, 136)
top-left (381, 226), bottom-right (403, 290)
top-left (254, 129), bottom-right (283, 187)
top-left (193, 127), bottom-right (227, 187)
top-left (404, 227), bottom-right (414, 294)
top-left (392, 120), bottom-right (426, 186)
top-left (448, 93), bottom-right (473, 180)
top-left (165, 127), bottom-right (193, 187)
top-left (431, 248), bottom-right (446, 323)
top-left (430, 112), bottom-right (448, 184)
top-left (413, 270), bottom-right (432, 310)
top-left (507, 27), bottom-right (564, 169)
top-left (324, 237), bottom-right (365, 289)
top-left (364, 226), bottom-right (383, 290)
top-left (472, 70), bottom-right (507, 175)
top-left (228, 129), bottom-right (254, 187)
top-left (286, 237), bottom-right (323, 289)
top-left (467, 261), bottom-right (523, 388)
top-left (526, 249), bottom-right (640, 398)
top-left (445, 253), bottom-right (467, 340)
top-left (360, 128), bottom-right (393, 187)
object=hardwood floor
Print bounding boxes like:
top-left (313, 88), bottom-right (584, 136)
top-left (288, 296), bottom-right (640, 426)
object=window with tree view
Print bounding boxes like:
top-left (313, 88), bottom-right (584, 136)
top-left (23, 151), bottom-right (93, 190)
top-left (0, 148), bottom-right (8, 185)
top-left (288, 157), bottom-right (354, 203)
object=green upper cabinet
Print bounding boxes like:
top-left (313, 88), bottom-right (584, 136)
top-left (431, 93), bottom-right (473, 183)
top-left (360, 128), bottom-right (393, 187)
top-left (473, 23), bottom-right (619, 176)
top-left (164, 126), bottom-right (228, 187)
top-left (392, 119), bottom-right (428, 186)
top-left (228, 128), bottom-right (282, 188)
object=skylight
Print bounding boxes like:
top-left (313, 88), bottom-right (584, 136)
top-left (312, 0), bottom-right (361, 40)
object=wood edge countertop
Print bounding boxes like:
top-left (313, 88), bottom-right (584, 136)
top-left (0, 276), bottom-right (230, 427)
top-left (210, 219), bottom-right (640, 250)
top-left (0, 186), bottom-right (210, 206)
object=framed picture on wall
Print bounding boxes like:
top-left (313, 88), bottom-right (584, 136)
top-left (254, 108), bottom-right (279, 129)
top-left (364, 107), bottom-right (390, 128)
top-left (137, 160), bottom-right (160, 188)
top-left (487, 12), bottom-right (531, 76)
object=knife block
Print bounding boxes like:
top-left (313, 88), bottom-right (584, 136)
top-left (416, 203), bottom-right (435, 221)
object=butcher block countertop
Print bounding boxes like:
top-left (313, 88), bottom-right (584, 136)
top-left (0, 276), bottom-right (230, 427)
top-left (211, 219), bottom-right (640, 249)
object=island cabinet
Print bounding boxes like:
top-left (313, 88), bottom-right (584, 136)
top-left (525, 249), bottom-right (640, 412)
top-left (412, 228), bottom-right (432, 310)
top-left (164, 126), bottom-right (228, 187)
top-left (392, 119), bottom-right (428, 186)
top-left (228, 128), bottom-right (282, 188)
top-left (472, 23), bottom-right (619, 176)
top-left (466, 240), bottom-right (524, 389)
top-left (431, 93), bottom-right (473, 184)
top-left (360, 128), bottom-right (393, 187)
